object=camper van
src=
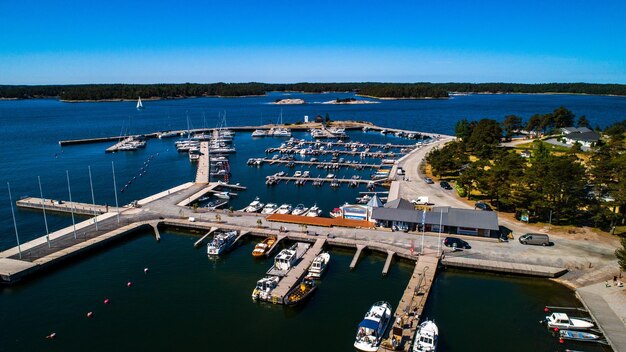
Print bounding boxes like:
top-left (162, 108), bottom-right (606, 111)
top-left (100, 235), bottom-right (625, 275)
top-left (518, 233), bottom-right (550, 246)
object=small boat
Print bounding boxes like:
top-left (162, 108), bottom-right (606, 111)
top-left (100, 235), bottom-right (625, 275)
top-left (326, 173), bottom-right (335, 179)
top-left (205, 200), bottom-right (228, 210)
top-left (261, 203), bottom-right (278, 214)
top-left (136, 96), bottom-right (144, 110)
top-left (412, 320), bottom-right (438, 352)
top-left (252, 129), bottom-right (269, 137)
top-left (252, 237), bottom-right (276, 257)
top-left (294, 170), bottom-right (302, 177)
top-left (308, 252), bottom-right (330, 278)
top-left (243, 197), bottom-right (264, 213)
top-left (559, 329), bottom-right (602, 342)
top-left (544, 313), bottom-right (595, 330)
top-left (214, 191), bottom-right (231, 200)
top-left (354, 301), bottom-right (392, 352)
top-left (291, 204), bottom-right (308, 216)
top-left (329, 208), bottom-right (342, 218)
top-left (305, 204), bottom-right (322, 217)
top-left (252, 276), bottom-right (280, 301)
top-left (284, 276), bottom-right (317, 306)
top-left (276, 204), bottom-right (292, 214)
top-left (207, 231), bottom-right (238, 256)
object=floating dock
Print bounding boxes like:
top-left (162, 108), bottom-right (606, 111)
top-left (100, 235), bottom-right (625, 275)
top-left (253, 158), bottom-right (382, 169)
top-left (266, 242), bottom-right (311, 277)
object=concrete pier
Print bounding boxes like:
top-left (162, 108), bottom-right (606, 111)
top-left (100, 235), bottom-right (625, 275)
top-left (194, 227), bottom-right (219, 247)
top-left (441, 256), bottom-right (567, 278)
top-left (16, 197), bottom-right (119, 216)
top-left (105, 137), bottom-right (135, 153)
top-left (195, 141), bottom-right (210, 183)
top-left (255, 158), bottom-right (382, 169)
top-left (382, 250), bottom-right (395, 276)
top-left (350, 244), bottom-right (366, 270)
top-left (270, 238), bottom-right (326, 304)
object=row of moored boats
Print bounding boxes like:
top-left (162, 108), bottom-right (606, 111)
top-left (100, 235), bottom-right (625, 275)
top-left (240, 197), bottom-right (322, 217)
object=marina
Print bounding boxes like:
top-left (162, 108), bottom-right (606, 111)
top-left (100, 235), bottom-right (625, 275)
top-left (1, 93), bottom-right (622, 352)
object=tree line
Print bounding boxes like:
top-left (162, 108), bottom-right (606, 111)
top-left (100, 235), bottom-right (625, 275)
top-left (426, 108), bottom-right (626, 230)
top-left (2, 82), bottom-right (626, 100)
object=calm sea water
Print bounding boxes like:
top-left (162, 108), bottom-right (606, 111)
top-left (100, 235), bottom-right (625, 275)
top-left (0, 93), bottom-right (622, 351)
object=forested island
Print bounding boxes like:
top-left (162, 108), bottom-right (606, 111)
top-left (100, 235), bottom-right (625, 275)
top-left (1, 82), bottom-right (626, 101)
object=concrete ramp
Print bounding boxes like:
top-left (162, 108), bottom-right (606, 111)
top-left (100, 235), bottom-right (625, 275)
top-left (194, 227), bottom-right (219, 248)
top-left (350, 244), bottom-right (366, 270)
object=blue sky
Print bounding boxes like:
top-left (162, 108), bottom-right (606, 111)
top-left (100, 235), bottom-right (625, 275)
top-left (1, 0), bottom-right (625, 84)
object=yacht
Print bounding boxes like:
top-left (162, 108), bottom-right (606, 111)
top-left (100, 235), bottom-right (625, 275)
top-left (294, 170), bottom-right (302, 177)
top-left (412, 320), bottom-right (438, 352)
top-left (214, 191), bottom-right (231, 200)
top-left (206, 231), bottom-right (238, 256)
top-left (251, 276), bottom-right (280, 301)
top-left (291, 204), bottom-right (308, 216)
top-left (251, 129), bottom-right (269, 137)
top-left (261, 203), bottom-right (278, 214)
top-left (543, 312), bottom-right (594, 330)
top-left (276, 204), bottom-right (292, 214)
top-left (272, 244), bottom-right (299, 271)
top-left (329, 207), bottom-right (342, 218)
top-left (136, 96), bottom-right (144, 110)
top-left (272, 127), bottom-right (292, 137)
top-left (308, 252), bottom-right (330, 278)
top-left (354, 301), bottom-right (392, 352)
top-left (243, 197), bottom-right (264, 213)
top-left (305, 204), bottom-right (322, 217)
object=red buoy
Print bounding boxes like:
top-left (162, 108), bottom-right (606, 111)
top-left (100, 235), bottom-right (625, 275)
top-left (127, 281), bottom-right (132, 287)
top-left (554, 327), bottom-right (559, 332)
top-left (544, 307), bottom-right (549, 312)
top-left (104, 298), bottom-right (110, 304)
top-left (87, 311), bottom-right (93, 318)
top-left (144, 267), bottom-right (148, 274)
top-left (559, 338), bottom-right (564, 344)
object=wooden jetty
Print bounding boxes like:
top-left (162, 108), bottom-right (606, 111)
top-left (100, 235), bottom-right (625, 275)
top-left (256, 158), bottom-right (381, 169)
top-left (380, 254), bottom-right (440, 352)
top-left (269, 238), bottom-right (326, 304)
top-left (195, 141), bottom-right (210, 183)
top-left (16, 197), bottom-right (120, 216)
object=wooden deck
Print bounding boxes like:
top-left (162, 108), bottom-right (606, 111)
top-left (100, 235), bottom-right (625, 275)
top-left (266, 213), bottom-right (374, 228)
top-left (195, 141), bottom-right (210, 183)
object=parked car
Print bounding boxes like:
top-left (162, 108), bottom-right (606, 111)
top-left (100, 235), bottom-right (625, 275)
top-left (518, 233), bottom-right (550, 246)
top-left (474, 202), bottom-right (492, 211)
top-left (443, 237), bottom-right (471, 249)
top-left (424, 177), bottom-right (434, 184)
top-left (439, 181), bottom-right (453, 190)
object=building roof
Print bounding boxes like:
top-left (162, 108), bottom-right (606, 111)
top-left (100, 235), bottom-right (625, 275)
top-left (384, 198), bottom-right (414, 210)
top-left (371, 208), bottom-right (421, 223)
top-left (367, 194), bottom-right (384, 208)
top-left (562, 126), bottom-right (593, 134)
top-left (566, 131), bottom-right (600, 142)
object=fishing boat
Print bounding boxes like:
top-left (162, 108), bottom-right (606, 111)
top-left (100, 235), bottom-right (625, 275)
top-left (260, 203), bottom-right (277, 214)
top-left (243, 197), bottom-right (264, 212)
top-left (251, 276), bottom-right (280, 301)
top-left (276, 204), bottom-right (292, 214)
top-left (543, 313), bottom-right (595, 330)
top-left (559, 329), bottom-right (602, 342)
top-left (252, 237), bottom-right (276, 257)
top-left (291, 204), bottom-right (308, 216)
top-left (136, 96), bottom-right (144, 110)
top-left (354, 301), bottom-right (392, 352)
top-left (305, 204), bottom-right (322, 217)
top-left (308, 252), bottom-right (330, 278)
top-left (284, 276), bottom-right (317, 306)
top-left (412, 320), bottom-right (438, 352)
top-left (206, 231), bottom-right (238, 256)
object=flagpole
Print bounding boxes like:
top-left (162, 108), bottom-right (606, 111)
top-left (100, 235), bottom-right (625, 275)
top-left (7, 182), bottom-right (22, 259)
top-left (66, 170), bottom-right (77, 239)
top-left (111, 161), bottom-right (120, 224)
top-left (88, 166), bottom-right (98, 230)
top-left (38, 176), bottom-right (51, 248)
top-left (438, 209), bottom-right (443, 256)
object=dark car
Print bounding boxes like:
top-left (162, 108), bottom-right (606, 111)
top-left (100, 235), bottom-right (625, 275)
top-left (439, 181), bottom-right (453, 190)
top-left (424, 177), bottom-right (434, 184)
top-left (443, 237), bottom-right (471, 249)
top-left (474, 202), bottom-right (492, 211)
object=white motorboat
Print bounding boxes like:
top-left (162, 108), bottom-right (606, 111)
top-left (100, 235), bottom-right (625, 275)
top-left (302, 171), bottom-right (310, 178)
top-left (291, 204), bottom-right (308, 216)
top-left (272, 127), bottom-right (292, 137)
top-left (214, 191), bottom-right (231, 200)
top-left (329, 207), bottom-right (342, 218)
top-left (252, 129), bottom-right (269, 137)
top-left (243, 197), bottom-right (264, 213)
top-left (544, 312), bottom-right (595, 330)
top-left (308, 252), bottom-right (330, 278)
top-left (412, 320), bottom-right (438, 352)
top-left (305, 204), bottom-right (322, 217)
top-left (261, 203), bottom-right (278, 214)
top-left (272, 244), bottom-right (299, 271)
top-left (206, 231), bottom-right (238, 256)
top-left (276, 204), bottom-right (292, 214)
top-left (354, 301), bottom-right (392, 352)
top-left (294, 170), bottom-right (302, 177)
top-left (251, 276), bottom-right (280, 301)
top-left (326, 173), bottom-right (335, 179)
